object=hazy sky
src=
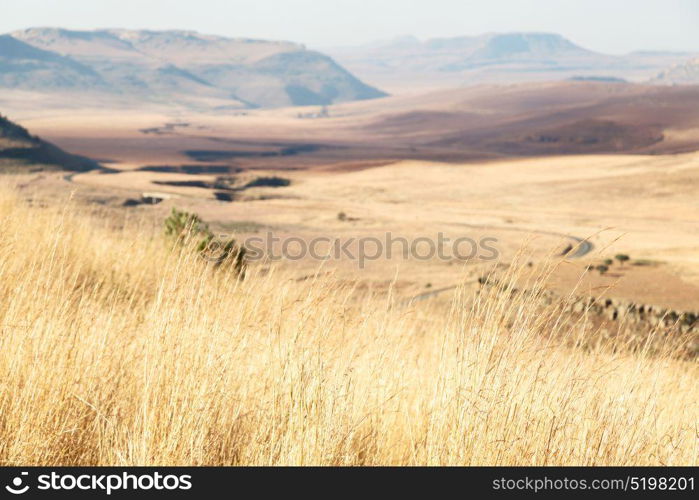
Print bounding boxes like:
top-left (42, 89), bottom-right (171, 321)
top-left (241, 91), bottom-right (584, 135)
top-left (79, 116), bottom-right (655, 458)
top-left (2, 0), bottom-right (698, 54)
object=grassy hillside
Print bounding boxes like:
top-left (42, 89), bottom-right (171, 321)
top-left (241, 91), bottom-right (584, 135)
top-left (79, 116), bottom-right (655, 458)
top-left (0, 113), bottom-right (99, 171)
top-left (0, 185), bottom-right (696, 465)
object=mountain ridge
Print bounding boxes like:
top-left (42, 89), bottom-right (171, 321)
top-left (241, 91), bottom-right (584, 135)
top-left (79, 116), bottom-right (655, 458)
top-left (2, 27), bottom-right (387, 108)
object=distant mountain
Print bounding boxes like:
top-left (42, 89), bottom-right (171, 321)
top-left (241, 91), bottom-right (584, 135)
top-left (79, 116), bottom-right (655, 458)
top-left (0, 113), bottom-right (100, 171)
top-left (327, 33), bottom-right (697, 91)
top-left (432, 33), bottom-right (596, 67)
top-left (653, 57), bottom-right (699, 84)
top-left (568, 76), bottom-right (627, 83)
top-left (1, 28), bottom-right (387, 108)
top-left (0, 34), bottom-right (104, 90)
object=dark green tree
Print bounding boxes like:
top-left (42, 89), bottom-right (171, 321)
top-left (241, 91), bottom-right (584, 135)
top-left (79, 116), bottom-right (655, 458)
top-left (615, 254), bottom-right (630, 267)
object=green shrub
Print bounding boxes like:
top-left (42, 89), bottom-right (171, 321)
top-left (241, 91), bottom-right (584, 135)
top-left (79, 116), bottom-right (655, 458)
top-left (164, 208), bottom-right (209, 243)
top-left (165, 208), bottom-right (246, 276)
top-left (615, 254), bottom-right (630, 266)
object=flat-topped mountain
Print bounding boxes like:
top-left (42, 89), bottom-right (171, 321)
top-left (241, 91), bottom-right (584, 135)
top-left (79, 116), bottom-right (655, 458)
top-left (2, 28), bottom-right (387, 108)
top-left (429, 32), bottom-right (594, 61)
top-left (328, 32), bottom-right (697, 91)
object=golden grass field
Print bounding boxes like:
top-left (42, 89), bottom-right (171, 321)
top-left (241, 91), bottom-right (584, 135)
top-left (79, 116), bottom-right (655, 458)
top-left (0, 184), bottom-right (697, 466)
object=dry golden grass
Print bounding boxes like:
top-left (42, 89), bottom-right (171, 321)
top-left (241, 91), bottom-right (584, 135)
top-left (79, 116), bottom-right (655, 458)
top-left (0, 185), bottom-right (697, 466)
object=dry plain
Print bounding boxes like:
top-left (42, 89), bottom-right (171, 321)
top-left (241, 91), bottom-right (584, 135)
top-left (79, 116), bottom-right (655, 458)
top-left (7, 84), bottom-right (699, 310)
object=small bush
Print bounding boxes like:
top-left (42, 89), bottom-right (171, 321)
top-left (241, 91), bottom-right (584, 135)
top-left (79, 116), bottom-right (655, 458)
top-left (165, 208), bottom-right (246, 276)
top-left (615, 254), bottom-right (630, 266)
top-left (164, 208), bottom-right (208, 243)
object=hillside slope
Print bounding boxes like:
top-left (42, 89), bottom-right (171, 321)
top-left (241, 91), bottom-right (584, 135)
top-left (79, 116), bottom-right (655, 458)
top-left (359, 82), bottom-right (699, 156)
top-left (0, 35), bottom-right (104, 90)
top-left (0, 113), bottom-right (99, 171)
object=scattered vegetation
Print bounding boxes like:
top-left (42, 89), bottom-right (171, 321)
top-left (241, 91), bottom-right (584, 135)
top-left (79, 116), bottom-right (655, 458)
top-left (149, 176), bottom-right (291, 202)
top-left (587, 254), bottom-right (633, 274)
top-left (244, 176), bottom-right (291, 188)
